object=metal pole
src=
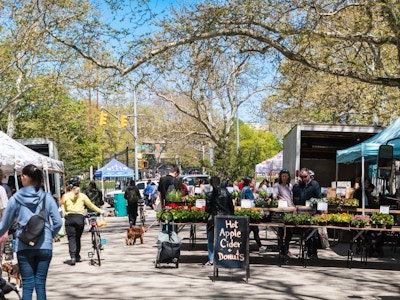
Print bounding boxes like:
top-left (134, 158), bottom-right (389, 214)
top-left (126, 141), bottom-right (129, 167)
top-left (236, 101), bottom-right (240, 154)
top-left (134, 92), bottom-right (139, 180)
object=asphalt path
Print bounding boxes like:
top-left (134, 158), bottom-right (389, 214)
top-left (3, 210), bottom-right (400, 300)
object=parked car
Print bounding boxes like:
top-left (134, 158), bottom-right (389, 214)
top-left (179, 174), bottom-right (211, 194)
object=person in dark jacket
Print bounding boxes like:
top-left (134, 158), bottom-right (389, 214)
top-left (84, 181), bottom-right (103, 212)
top-left (292, 168), bottom-right (323, 205)
top-left (124, 179), bottom-right (141, 225)
top-left (292, 168), bottom-right (323, 258)
top-left (157, 166), bottom-right (180, 207)
top-left (203, 176), bottom-right (234, 267)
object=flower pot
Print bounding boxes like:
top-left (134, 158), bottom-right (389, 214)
top-left (371, 223), bottom-right (377, 228)
top-left (386, 224), bottom-right (393, 229)
top-left (377, 223), bottom-right (384, 229)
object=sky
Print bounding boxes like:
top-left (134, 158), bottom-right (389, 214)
top-left (94, 0), bottom-right (267, 124)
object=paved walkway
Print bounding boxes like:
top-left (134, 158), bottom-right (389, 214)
top-left (3, 210), bottom-right (400, 300)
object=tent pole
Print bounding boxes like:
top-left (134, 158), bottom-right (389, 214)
top-left (361, 156), bottom-right (365, 216)
top-left (335, 162), bottom-right (338, 194)
top-left (14, 168), bottom-right (19, 191)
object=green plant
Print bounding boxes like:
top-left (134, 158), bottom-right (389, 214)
top-left (371, 212), bottom-right (386, 224)
top-left (254, 198), bottom-right (270, 207)
top-left (283, 213), bottom-right (294, 224)
top-left (166, 190), bottom-right (183, 203)
top-left (382, 214), bottom-right (394, 226)
top-left (270, 200), bottom-right (279, 207)
top-left (234, 208), bottom-right (261, 220)
top-left (258, 191), bottom-right (269, 199)
top-left (309, 197), bottom-right (328, 205)
top-left (230, 191), bottom-right (241, 199)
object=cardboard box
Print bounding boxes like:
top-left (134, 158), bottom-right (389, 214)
top-left (345, 188), bottom-right (355, 199)
top-left (327, 188), bottom-right (336, 198)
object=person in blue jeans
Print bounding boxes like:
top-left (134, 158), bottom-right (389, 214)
top-left (0, 164), bottom-right (62, 300)
top-left (241, 176), bottom-right (270, 253)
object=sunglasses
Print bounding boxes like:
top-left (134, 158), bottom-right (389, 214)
top-left (300, 175), bottom-right (308, 178)
top-left (280, 169), bottom-right (289, 173)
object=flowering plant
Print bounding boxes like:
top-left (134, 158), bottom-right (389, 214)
top-left (351, 215), bottom-right (370, 227)
top-left (254, 198), bottom-right (270, 207)
top-left (309, 198), bottom-right (328, 205)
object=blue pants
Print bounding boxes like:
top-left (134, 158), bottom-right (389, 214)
top-left (17, 249), bottom-right (52, 300)
top-left (207, 229), bottom-right (214, 263)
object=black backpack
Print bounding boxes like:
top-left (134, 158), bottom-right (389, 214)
top-left (18, 196), bottom-right (46, 247)
top-left (125, 187), bottom-right (139, 205)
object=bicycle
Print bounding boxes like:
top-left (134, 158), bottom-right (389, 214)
top-left (86, 212), bottom-right (104, 266)
top-left (138, 198), bottom-right (146, 226)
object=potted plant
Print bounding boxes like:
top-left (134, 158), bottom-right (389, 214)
top-left (283, 213), bottom-right (294, 225)
top-left (383, 214), bottom-right (394, 229)
top-left (254, 198), bottom-right (270, 208)
top-left (258, 190), bottom-right (269, 200)
top-left (351, 214), bottom-right (370, 228)
top-left (166, 190), bottom-right (183, 204)
top-left (270, 200), bottom-right (279, 208)
top-left (250, 210), bottom-right (262, 223)
top-left (371, 212), bottom-right (386, 228)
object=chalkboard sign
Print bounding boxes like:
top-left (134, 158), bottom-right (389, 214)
top-left (213, 215), bottom-right (249, 281)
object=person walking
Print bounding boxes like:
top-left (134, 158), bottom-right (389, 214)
top-left (124, 179), bottom-right (141, 225)
top-left (0, 164), bottom-right (62, 300)
top-left (63, 182), bottom-right (103, 265)
top-left (83, 181), bottom-right (103, 212)
top-left (203, 176), bottom-right (234, 267)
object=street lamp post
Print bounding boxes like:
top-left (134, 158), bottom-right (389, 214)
top-left (134, 92), bottom-right (139, 180)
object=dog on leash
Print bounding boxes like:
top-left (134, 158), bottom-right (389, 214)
top-left (2, 262), bottom-right (21, 287)
top-left (126, 222), bottom-right (147, 245)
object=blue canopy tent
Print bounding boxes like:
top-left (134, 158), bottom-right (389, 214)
top-left (336, 117), bottom-right (400, 211)
top-left (94, 158), bottom-right (134, 178)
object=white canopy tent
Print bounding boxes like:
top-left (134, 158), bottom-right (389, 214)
top-left (0, 131), bottom-right (64, 192)
top-left (255, 151), bottom-right (283, 174)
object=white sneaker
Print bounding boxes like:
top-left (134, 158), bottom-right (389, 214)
top-left (259, 246), bottom-right (271, 253)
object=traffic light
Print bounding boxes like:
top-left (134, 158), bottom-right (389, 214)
top-left (99, 112), bottom-right (108, 126)
top-left (120, 115), bottom-right (128, 128)
top-left (139, 160), bottom-right (148, 169)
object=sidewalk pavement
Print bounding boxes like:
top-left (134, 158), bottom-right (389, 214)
top-left (3, 209), bottom-right (400, 300)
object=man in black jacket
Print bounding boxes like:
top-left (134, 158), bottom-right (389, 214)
top-left (292, 168), bottom-right (322, 205)
top-left (157, 165), bottom-right (180, 207)
top-left (292, 168), bottom-right (323, 258)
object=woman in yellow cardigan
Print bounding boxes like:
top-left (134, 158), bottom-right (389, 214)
top-left (63, 185), bottom-right (103, 265)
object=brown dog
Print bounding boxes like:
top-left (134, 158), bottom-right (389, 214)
top-left (125, 223), bottom-right (146, 245)
top-left (2, 262), bottom-right (21, 287)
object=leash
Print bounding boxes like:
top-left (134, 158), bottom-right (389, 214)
top-left (144, 219), bottom-right (159, 232)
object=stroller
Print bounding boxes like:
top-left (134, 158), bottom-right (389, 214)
top-left (155, 210), bottom-right (183, 268)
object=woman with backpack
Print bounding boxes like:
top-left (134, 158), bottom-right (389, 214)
top-left (124, 179), bottom-right (141, 225)
top-left (0, 164), bottom-right (62, 300)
